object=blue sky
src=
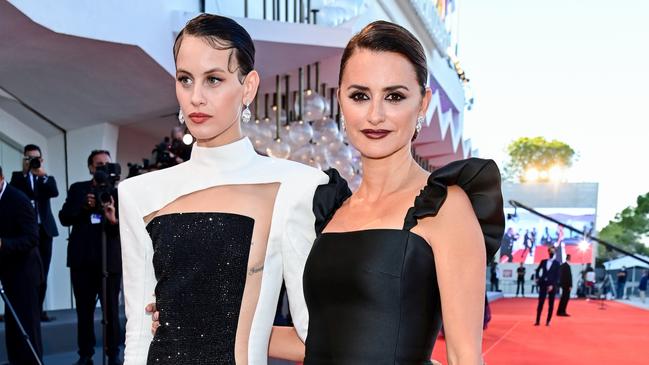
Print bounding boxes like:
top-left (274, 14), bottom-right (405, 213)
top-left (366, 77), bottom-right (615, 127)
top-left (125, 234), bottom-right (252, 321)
top-left (457, 0), bottom-right (649, 230)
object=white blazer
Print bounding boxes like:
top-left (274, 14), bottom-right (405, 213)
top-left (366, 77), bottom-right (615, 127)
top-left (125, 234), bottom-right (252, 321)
top-left (118, 137), bottom-right (328, 364)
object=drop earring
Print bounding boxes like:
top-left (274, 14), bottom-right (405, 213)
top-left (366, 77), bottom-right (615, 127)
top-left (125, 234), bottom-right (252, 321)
top-left (241, 103), bottom-right (251, 123)
top-left (178, 108), bottom-right (185, 124)
top-left (416, 116), bottom-right (424, 134)
top-left (340, 114), bottom-right (346, 132)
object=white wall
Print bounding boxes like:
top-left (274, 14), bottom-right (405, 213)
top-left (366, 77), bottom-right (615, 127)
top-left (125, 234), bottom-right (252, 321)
top-left (66, 123), bottom-right (120, 185)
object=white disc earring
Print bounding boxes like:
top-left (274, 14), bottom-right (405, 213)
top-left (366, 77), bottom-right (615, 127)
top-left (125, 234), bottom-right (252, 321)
top-left (241, 104), bottom-right (251, 123)
top-left (178, 108), bottom-right (185, 124)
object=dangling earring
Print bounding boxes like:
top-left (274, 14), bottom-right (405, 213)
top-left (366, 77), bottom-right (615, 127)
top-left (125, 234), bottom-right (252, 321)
top-left (412, 115), bottom-right (424, 141)
top-left (416, 115), bottom-right (424, 134)
top-left (340, 114), bottom-right (346, 132)
top-left (178, 108), bottom-right (185, 124)
top-left (241, 103), bottom-right (251, 123)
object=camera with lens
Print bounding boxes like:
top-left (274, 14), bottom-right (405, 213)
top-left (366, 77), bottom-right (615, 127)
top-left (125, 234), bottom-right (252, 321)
top-left (91, 163), bottom-right (121, 211)
top-left (28, 156), bottom-right (41, 170)
top-left (152, 137), bottom-right (173, 168)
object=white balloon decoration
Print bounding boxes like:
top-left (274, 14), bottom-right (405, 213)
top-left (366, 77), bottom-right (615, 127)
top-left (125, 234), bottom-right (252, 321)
top-left (266, 138), bottom-right (292, 159)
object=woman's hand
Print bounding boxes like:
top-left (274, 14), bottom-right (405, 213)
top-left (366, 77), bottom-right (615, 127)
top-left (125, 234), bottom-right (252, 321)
top-left (145, 303), bottom-right (160, 335)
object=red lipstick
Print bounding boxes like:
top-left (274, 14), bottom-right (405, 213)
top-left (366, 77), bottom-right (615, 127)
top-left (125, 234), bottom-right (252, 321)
top-left (188, 112), bottom-right (212, 124)
top-left (361, 129), bottom-right (391, 139)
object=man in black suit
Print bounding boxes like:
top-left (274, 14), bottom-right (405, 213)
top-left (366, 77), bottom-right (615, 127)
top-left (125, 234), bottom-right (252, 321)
top-left (557, 254), bottom-right (573, 316)
top-left (535, 247), bottom-right (560, 326)
top-left (59, 150), bottom-right (122, 365)
top-left (0, 165), bottom-right (43, 365)
top-left (10, 144), bottom-right (59, 322)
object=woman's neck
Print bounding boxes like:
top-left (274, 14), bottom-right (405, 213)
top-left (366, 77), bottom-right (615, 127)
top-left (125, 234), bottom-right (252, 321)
top-left (196, 123), bottom-right (244, 148)
top-left (354, 144), bottom-right (427, 202)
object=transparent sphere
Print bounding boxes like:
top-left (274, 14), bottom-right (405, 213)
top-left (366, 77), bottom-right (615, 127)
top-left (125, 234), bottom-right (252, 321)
top-left (269, 106), bottom-right (288, 124)
top-left (261, 117), bottom-right (279, 137)
top-left (295, 90), bottom-right (327, 122)
top-left (322, 100), bottom-right (331, 119)
top-left (350, 145), bottom-right (362, 167)
top-left (251, 119), bottom-right (273, 153)
top-left (349, 174), bottom-right (363, 192)
top-left (288, 121), bottom-right (314, 148)
top-left (332, 160), bottom-right (355, 182)
top-left (290, 144), bottom-right (314, 166)
top-left (311, 142), bottom-right (329, 168)
top-left (325, 144), bottom-right (353, 169)
top-left (312, 117), bottom-right (341, 144)
top-left (266, 138), bottom-right (292, 159)
top-left (309, 159), bottom-right (324, 170)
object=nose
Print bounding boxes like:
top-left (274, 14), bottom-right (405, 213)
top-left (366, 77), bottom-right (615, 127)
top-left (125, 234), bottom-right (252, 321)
top-left (190, 85), bottom-right (206, 107)
top-left (367, 98), bottom-right (385, 126)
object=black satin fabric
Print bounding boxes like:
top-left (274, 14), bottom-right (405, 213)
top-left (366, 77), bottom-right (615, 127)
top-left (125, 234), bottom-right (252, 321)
top-left (304, 230), bottom-right (440, 365)
top-left (303, 159), bottom-right (504, 365)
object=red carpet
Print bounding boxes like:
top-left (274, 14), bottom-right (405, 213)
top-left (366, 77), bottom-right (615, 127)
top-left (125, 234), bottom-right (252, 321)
top-left (431, 298), bottom-right (649, 364)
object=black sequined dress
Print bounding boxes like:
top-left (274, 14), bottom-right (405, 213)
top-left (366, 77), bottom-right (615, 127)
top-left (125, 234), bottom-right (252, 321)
top-left (303, 159), bottom-right (505, 365)
top-left (145, 212), bottom-right (254, 364)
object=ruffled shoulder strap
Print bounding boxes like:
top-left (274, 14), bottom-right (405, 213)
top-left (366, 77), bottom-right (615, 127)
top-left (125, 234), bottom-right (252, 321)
top-left (312, 169), bottom-right (353, 235)
top-left (403, 158), bottom-right (505, 258)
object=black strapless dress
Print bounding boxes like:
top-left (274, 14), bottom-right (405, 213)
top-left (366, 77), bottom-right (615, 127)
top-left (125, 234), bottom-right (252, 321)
top-left (303, 159), bottom-right (505, 365)
top-left (145, 212), bottom-right (254, 364)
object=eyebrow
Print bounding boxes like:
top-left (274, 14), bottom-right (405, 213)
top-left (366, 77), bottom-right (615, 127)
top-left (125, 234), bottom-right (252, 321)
top-left (176, 67), bottom-right (227, 76)
top-left (347, 84), bottom-right (410, 92)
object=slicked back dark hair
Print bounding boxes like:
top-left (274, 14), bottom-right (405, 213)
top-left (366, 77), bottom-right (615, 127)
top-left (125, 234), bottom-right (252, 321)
top-left (339, 21), bottom-right (428, 95)
top-left (173, 14), bottom-right (255, 84)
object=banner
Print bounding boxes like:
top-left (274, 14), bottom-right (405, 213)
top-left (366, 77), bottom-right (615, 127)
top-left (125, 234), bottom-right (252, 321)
top-left (499, 208), bottom-right (595, 264)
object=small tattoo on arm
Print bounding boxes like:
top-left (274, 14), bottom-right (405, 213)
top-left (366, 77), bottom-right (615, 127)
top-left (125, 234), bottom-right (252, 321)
top-left (248, 264), bottom-right (264, 276)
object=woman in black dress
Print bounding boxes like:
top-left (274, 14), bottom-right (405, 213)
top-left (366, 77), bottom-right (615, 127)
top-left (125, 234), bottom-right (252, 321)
top-left (122, 14), bottom-right (328, 364)
top-left (303, 21), bottom-right (505, 365)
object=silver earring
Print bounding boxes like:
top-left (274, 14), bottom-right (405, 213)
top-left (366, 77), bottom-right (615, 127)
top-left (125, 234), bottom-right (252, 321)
top-left (178, 108), bottom-right (185, 124)
top-left (340, 115), bottom-right (346, 131)
top-left (416, 116), bottom-right (424, 134)
top-left (241, 104), bottom-right (251, 123)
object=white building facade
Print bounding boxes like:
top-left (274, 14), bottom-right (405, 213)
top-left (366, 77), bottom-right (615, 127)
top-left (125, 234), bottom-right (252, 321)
top-left (0, 0), bottom-right (473, 312)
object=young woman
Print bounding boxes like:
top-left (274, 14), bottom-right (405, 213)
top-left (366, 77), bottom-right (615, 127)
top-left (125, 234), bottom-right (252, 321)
top-left (303, 21), bottom-right (504, 364)
top-left (119, 14), bottom-right (326, 364)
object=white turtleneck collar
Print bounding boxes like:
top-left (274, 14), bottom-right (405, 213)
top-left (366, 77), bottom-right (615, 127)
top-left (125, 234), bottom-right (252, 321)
top-left (188, 137), bottom-right (257, 172)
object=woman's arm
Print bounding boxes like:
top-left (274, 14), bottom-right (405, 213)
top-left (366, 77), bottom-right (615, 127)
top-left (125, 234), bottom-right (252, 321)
top-left (269, 326), bottom-right (305, 361)
top-left (119, 184), bottom-right (157, 364)
top-left (422, 186), bottom-right (486, 365)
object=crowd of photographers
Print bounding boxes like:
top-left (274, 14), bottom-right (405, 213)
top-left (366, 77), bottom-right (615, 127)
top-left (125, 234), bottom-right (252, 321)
top-left (0, 128), bottom-right (191, 365)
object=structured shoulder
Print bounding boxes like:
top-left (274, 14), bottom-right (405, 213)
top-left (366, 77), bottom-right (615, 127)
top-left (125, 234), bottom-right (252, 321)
top-left (312, 169), bottom-right (352, 235)
top-left (405, 158), bottom-right (505, 258)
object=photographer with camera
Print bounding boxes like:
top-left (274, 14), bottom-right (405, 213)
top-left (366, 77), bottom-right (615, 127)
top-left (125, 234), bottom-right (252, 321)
top-left (59, 150), bottom-right (123, 365)
top-left (9, 144), bottom-right (59, 323)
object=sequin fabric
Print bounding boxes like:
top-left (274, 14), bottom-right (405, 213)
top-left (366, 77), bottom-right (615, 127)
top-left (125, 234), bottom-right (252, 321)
top-left (145, 212), bottom-right (254, 364)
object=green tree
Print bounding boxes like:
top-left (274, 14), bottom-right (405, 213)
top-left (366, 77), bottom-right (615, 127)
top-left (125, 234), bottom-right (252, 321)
top-left (597, 192), bottom-right (649, 262)
top-left (504, 137), bottom-right (576, 182)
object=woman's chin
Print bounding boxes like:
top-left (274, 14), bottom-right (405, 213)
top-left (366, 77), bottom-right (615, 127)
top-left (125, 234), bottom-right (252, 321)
top-left (354, 143), bottom-right (404, 160)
